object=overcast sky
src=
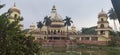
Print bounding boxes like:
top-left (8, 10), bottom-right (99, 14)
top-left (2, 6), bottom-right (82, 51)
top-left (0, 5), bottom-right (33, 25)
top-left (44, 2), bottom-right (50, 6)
top-left (0, 0), bottom-right (120, 30)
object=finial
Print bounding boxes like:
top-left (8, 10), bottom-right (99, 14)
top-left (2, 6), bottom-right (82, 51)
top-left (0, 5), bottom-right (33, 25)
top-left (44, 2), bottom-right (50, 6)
top-left (14, 2), bottom-right (16, 7)
top-left (30, 22), bottom-right (35, 27)
top-left (52, 5), bottom-right (56, 10)
top-left (101, 8), bottom-right (104, 12)
top-left (32, 22), bottom-right (34, 25)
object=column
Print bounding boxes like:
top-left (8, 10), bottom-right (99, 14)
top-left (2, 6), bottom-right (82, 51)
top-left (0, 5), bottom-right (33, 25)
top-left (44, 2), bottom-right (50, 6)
top-left (90, 37), bottom-right (92, 41)
top-left (79, 37), bottom-right (81, 41)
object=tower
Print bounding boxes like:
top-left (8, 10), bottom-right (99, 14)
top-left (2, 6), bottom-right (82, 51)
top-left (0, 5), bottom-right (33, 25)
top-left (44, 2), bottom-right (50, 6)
top-left (71, 25), bottom-right (76, 32)
top-left (96, 9), bottom-right (112, 41)
top-left (71, 25), bottom-right (77, 35)
top-left (8, 3), bottom-right (23, 29)
top-left (8, 3), bottom-right (21, 22)
top-left (30, 23), bottom-right (35, 30)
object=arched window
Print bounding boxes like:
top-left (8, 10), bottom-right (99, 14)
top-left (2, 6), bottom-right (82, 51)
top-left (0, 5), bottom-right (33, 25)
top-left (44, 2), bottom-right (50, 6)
top-left (48, 30), bottom-right (50, 34)
top-left (100, 24), bottom-right (104, 28)
top-left (14, 14), bottom-right (17, 18)
top-left (58, 30), bottom-right (60, 33)
top-left (101, 18), bottom-right (104, 21)
top-left (51, 31), bottom-right (53, 34)
top-left (45, 31), bottom-right (46, 34)
top-left (100, 31), bottom-right (105, 35)
top-left (54, 30), bottom-right (56, 34)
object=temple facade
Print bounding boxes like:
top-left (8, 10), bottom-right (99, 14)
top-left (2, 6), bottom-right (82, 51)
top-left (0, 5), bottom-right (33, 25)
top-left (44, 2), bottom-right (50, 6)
top-left (7, 3), bottom-right (23, 28)
top-left (28, 6), bottom-right (112, 46)
top-left (29, 5), bottom-right (77, 40)
top-left (7, 4), bottom-right (112, 46)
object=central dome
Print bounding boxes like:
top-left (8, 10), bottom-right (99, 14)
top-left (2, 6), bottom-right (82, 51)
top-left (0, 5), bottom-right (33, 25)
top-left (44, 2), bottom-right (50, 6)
top-left (49, 5), bottom-right (63, 22)
top-left (98, 9), bottom-right (107, 18)
top-left (8, 3), bottom-right (20, 14)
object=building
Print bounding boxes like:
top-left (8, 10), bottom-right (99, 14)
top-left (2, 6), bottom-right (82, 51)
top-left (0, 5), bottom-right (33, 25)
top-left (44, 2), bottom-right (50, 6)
top-left (96, 9), bottom-right (112, 42)
top-left (28, 6), bottom-right (112, 46)
top-left (28, 5), bottom-right (77, 46)
top-left (7, 3), bottom-right (23, 29)
top-left (7, 4), bottom-right (112, 46)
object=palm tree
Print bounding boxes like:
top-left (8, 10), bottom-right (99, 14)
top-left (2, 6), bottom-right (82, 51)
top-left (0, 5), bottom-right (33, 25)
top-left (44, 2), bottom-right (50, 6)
top-left (43, 16), bottom-right (51, 40)
top-left (108, 8), bottom-right (118, 31)
top-left (63, 16), bottom-right (73, 40)
top-left (0, 4), bottom-right (5, 9)
top-left (37, 21), bottom-right (43, 31)
top-left (111, 0), bottom-right (120, 23)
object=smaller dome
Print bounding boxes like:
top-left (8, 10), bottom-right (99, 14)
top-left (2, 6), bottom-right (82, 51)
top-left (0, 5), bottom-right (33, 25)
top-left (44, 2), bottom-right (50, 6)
top-left (98, 9), bottom-right (107, 18)
top-left (8, 3), bottom-right (20, 14)
top-left (41, 25), bottom-right (47, 31)
top-left (30, 23), bottom-right (35, 27)
top-left (50, 14), bottom-right (63, 21)
top-left (71, 25), bottom-right (76, 28)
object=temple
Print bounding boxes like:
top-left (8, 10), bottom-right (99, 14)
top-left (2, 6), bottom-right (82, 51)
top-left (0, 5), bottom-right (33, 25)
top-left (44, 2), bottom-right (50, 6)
top-left (7, 3), bottom-right (23, 29)
top-left (29, 5), bottom-right (77, 40)
top-left (7, 4), bottom-right (112, 46)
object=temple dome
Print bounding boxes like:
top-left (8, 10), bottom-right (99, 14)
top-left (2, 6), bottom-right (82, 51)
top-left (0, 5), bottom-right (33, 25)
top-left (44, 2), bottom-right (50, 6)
top-left (49, 5), bottom-right (63, 21)
top-left (98, 9), bottom-right (107, 18)
top-left (71, 25), bottom-right (76, 28)
top-left (30, 23), bottom-right (35, 28)
top-left (8, 3), bottom-right (20, 14)
top-left (49, 13), bottom-right (63, 21)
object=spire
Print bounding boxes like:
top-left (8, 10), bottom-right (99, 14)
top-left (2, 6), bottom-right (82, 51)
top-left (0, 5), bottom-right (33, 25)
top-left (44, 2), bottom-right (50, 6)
top-left (52, 5), bottom-right (56, 10)
top-left (101, 8), bottom-right (104, 12)
top-left (14, 2), bottom-right (16, 7)
top-left (51, 5), bottom-right (57, 13)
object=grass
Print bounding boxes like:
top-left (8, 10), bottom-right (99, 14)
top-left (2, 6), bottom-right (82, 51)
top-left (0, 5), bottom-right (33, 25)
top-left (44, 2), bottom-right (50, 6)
top-left (77, 44), bottom-right (120, 55)
top-left (40, 44), bottom-right (120, 55)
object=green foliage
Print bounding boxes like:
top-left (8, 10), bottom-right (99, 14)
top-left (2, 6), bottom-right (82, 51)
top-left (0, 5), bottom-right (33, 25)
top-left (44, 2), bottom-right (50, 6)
top-left (63, 16), bottom-right (73, 26)
top-left (108, 8), bottom-right (118, 20)
top-left (37, 21), bottom-right (43, 29)
top-left (77, 31), bottom-right (82, 35)
top-left (43, 16), bottom-right (51, 26)
top-left (0, 4), bottom-right (5, 9)
top-left (81, 26), bottom-right (97, 35)
top-left (108, 31), bottom-right (120, 47)
top-left (63, 16), bottom-right (73, 39)
top-left (43, 16), bottom-right (51, 37)
top-left (108, 8), bottom-right (118, 31)
top-left (0, 13), bottom-right (41, 55)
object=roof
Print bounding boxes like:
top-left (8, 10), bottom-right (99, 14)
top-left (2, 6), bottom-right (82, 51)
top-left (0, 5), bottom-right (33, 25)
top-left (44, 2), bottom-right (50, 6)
top-left (8, 3), bottom-right (20, 14)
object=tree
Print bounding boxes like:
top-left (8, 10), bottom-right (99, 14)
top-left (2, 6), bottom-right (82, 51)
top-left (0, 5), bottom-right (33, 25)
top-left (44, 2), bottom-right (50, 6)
top-left (108, 8), bottom-right (118, 31)
top-left (0, 4), bottom-right (5, 9)
top-left (37, 21), bottom-right (43, 31)
top-left (43, 16), bottom-right (51, 39)
top-left (108, 31), bottom-right (120, 47)
top-left (81, 26), bottom-right (97, 35)
top-left (111, 0), bottom-right (120, 23)
top-left (63, 16), bottom-right (73, 39)
top-left (0, 13), bottom-right (41, 55)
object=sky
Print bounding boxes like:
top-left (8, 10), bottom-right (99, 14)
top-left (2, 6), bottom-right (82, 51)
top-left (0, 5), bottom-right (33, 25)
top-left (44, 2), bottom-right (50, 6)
top-left (0, 0), bottom-right (120, 31)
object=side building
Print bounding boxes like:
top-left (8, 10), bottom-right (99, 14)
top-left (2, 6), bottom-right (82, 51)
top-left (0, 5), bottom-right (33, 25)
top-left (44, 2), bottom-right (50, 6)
top-left (96, 9), bottom-right (112, 42)
top-left (7, 3), bottom-right (23, 29)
